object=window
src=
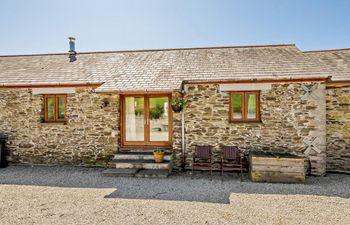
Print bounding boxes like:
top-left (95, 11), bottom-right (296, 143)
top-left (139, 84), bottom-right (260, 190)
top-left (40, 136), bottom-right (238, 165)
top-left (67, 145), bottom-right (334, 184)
top-left (230, 91), bottom-right (260, 122)
top-left (44, 95), bottom-right (67, 122)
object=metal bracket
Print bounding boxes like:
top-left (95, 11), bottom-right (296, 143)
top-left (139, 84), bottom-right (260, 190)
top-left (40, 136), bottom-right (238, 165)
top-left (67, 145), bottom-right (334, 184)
top-left (301, 83), bottom-right (319, 100)
top-left (303, 137), bottom-right (321, 154)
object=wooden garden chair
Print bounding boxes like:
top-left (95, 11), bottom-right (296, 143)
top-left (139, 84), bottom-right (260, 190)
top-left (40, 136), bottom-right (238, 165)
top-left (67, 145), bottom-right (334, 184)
top-left (220, 146), bottom-right (243, 181)
top-left (192, 145), bottom-right (213, 180)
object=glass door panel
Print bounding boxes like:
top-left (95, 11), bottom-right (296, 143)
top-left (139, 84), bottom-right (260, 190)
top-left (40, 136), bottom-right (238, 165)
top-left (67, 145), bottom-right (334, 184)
top-left (149, 96), bottom-right (169, 142)
top-left (123, 95), bottom-right (171, 146)
top-left (125, 96), bottom-right (145, 142)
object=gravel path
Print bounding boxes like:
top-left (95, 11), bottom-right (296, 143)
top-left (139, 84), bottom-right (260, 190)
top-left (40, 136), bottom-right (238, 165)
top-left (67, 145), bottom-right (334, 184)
top-left (0, 166), bottom-right (349, 225)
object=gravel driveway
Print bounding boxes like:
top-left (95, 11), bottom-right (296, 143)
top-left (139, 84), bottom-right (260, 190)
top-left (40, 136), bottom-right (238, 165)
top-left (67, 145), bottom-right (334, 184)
top-left (0, 166), bottom-right (349, 225)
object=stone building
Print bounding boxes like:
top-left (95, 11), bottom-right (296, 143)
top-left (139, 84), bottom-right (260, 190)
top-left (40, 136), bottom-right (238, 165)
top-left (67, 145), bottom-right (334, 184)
top-left (0, 43), bottom-right (349, 176)
top-left (305, 49), bottom-right (350, 173)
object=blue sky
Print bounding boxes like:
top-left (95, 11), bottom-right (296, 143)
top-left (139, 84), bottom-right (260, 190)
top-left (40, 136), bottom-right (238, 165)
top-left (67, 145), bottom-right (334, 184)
top-left (0, 0), bottom-right (349, 55)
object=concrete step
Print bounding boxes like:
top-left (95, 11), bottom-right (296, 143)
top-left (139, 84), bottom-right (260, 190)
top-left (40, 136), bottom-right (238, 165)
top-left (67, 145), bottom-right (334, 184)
top-left (102, 168), bottom-right (170, 178)
top-left (118, 148), bottom-right (172, 152)
top-left (135, 169), bottom-right (170, 178)
top-left (108, 159), bottom-right (172, 170)
top-left (114, 151), bottom-right (172, 161)
top-left (102, 168), bottom-right (139, 177)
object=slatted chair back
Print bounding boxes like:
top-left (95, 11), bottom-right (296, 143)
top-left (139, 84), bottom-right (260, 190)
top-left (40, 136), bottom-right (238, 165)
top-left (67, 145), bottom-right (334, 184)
top-left (195, 145), bottom-right (212, 160)
top-left (222, 146), bottom-right (241, 162)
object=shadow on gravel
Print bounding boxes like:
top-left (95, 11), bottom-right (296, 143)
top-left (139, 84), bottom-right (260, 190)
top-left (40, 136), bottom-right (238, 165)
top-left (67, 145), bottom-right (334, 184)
top-left (0, 166), bottom-right (349, 204)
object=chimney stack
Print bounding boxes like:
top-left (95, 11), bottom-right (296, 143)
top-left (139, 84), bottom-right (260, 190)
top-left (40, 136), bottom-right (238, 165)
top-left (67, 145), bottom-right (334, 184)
top-left (68, 37), bottom-right (76, 55)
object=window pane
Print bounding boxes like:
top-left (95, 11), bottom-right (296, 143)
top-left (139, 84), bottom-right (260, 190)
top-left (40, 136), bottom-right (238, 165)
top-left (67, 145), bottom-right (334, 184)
top-left (125, 97), bottom-right (145, 141)
top-left (232, 94), bottom-right (243, 119)
top-left (46, 96), bottom-right (55, 120)
top-left (57, 96), bottom-right (66, 119)
top-left (246, 94), bottom-right (257, 119)
top-left (149, 97), bottom-right (169, 141)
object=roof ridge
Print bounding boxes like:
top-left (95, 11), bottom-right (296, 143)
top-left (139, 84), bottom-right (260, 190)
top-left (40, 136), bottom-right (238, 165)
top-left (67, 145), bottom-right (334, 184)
top-left (304, 48), bottom-right (350, 53)
top-left (0, 43), bottom-right (296, 58)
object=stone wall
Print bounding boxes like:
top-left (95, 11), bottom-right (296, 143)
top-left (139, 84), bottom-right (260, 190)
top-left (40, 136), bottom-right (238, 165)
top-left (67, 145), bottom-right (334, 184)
top-left (0, 88), bottom-right (184, 168)
top-left (171, 92), bottom-right (184, 169)
top-left (183, 82), bottom-right (327, 175)
top-left (0, 87), bottom-right (119, 166)
top-left (326, 85), bottom-right (350, 172)
top-left (0, 83), bottom-right (337, 175)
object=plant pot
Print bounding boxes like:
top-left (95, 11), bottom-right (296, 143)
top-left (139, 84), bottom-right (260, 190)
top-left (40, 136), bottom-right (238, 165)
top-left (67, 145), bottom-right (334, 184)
top-left (153, 151), bottom-right (165, 163)
top-left (171, 105), bottom-right (183, 113)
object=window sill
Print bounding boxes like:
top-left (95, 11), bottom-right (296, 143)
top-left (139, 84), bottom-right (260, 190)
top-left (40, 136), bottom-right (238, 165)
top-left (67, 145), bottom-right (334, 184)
top-left (230, 120), bottom-right (262, 124)
top-left (40, 121), bottom-right (67, 126)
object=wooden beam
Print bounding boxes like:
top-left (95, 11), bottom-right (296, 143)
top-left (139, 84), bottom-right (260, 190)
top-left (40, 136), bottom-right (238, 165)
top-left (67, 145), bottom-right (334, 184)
top-left (326, 81), bottom-right (350, 87)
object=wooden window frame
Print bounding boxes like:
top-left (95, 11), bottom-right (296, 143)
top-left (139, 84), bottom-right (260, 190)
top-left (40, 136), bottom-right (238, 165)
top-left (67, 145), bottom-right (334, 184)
top-left (229, 91), bottom-right (260, 122)
top-left (43, 94), bottom-right (67, 123)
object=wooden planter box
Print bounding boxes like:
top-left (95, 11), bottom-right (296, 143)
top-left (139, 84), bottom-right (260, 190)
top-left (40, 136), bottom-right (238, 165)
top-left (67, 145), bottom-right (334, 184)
top-left (249, 153), bottom-right (306, 184)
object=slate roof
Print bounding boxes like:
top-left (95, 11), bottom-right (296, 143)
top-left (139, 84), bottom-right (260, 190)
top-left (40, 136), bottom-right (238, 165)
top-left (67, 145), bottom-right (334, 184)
top-left (0, 44), bottom-right (332, 92)
top-left (304, 48), bottom-right (350, 81)
top-left (0, 53), bottom-right (113, 86)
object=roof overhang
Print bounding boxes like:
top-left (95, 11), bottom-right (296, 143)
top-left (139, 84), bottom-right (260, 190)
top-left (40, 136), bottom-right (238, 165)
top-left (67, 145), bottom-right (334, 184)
top-left (95, 89), bottom-right (179, 94)
top-left (183, 77), bottom-right (330, 85)
top-left (0, 82), bottom-right (103, 88)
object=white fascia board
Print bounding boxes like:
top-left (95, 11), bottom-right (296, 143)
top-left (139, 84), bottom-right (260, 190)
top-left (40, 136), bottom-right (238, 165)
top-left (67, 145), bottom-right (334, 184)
top-left (219, 83), bottom-right (272, 91)
top-left (32, 87), bottom-right (76, 95)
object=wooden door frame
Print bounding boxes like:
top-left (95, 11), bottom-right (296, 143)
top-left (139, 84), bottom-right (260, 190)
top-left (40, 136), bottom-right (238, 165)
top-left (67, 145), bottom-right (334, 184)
top-left (120, 93), bottom-right (173, 148)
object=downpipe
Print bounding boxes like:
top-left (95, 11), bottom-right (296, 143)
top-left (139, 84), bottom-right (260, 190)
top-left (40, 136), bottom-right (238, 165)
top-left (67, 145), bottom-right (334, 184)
top-left (181, 106), bottom-right (186, 170)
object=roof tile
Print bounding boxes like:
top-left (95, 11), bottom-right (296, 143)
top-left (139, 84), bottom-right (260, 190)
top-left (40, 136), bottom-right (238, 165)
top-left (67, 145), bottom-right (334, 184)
top-left (0, 44), bottom-right (332, 91)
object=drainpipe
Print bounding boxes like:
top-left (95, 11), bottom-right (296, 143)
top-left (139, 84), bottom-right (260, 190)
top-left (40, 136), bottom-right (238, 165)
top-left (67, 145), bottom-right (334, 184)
top-left (181, 106), bottom-right (186, 170)
top-left (181, 84), bottom-right (187, 171)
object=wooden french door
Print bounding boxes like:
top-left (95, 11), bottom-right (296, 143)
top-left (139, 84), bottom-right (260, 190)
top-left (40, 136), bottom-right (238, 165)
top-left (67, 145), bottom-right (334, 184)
top-left (121, 94), bottom-right (172, 147)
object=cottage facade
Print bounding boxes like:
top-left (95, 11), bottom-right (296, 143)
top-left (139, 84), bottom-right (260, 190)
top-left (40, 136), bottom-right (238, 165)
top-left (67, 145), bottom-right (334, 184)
top-left (0, 44), bottom-right (349, 175)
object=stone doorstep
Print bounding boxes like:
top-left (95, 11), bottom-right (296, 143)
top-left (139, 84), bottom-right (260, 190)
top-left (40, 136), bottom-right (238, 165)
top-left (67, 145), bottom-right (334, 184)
top-left (102, 168), bottom-right (170, 178)
top-left (113, 155), bottom-right (171, 161)
top-left (109, 159), bottom-right (172, 163)
top-left (135, 169), bottom-right (170, 178)
top-left (115, 150), bottom-right (172, 155)
top-left (109, 162), bottom-right (172, 170)
top-left (102, 168), bottom-right (139, 177)
top-left (108, 159), bottom-right (172, 170)
top-left (114, 154), bottom-right (172, 161)
top-left (106, 151), bottom-right (173, 176)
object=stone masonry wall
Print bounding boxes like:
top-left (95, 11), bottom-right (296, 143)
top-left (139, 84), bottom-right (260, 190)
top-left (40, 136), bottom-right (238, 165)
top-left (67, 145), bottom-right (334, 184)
top-left (0, 83), bottom-right (333, 175)
top-left (183, 83), bottom-right (327, 175)
top-left (326, 85), bottom-right (350, 172)
top-left (0, 87), bottom-right (119, 166)
top-left (171, 91), bottom-right (184, 169)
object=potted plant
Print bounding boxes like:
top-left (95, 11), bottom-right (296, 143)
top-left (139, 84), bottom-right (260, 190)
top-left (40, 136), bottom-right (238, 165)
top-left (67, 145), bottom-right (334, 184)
top-left (153, 149), bottom-right (165, 163)
top-left (171, 98), bottom-right (186, 113)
